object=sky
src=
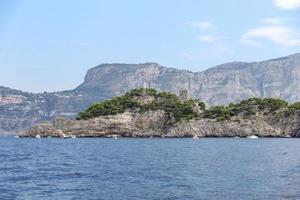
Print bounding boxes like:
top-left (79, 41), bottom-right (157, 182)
top-left (0, 0), bottom-right (300, 93)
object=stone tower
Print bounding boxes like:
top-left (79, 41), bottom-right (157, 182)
top-left (179, 89), bottom-right (189, 101)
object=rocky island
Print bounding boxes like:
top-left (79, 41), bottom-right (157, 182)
top-left (2, 53), bottom-right (300, 134)
top-left (22, 88), bottom-right (300, 138)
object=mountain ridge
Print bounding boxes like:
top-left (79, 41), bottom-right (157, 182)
top-left (1, 53), bottom-right (300, 134)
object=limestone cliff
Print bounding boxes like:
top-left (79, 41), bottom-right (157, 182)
top-left (2, 53), bottom-right (300, 134)
top-left (22, 89), bottom-right (300, 138)
top-left (22, 110), bottom-right (300, 138)
top-left (23, 110), bottom-right (167, 137)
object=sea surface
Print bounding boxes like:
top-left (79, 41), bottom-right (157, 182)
top-left (0, 137), bottom-right (300, 200)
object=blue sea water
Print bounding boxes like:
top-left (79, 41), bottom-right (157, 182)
top-left (0, 137), bottom-right (300, 200)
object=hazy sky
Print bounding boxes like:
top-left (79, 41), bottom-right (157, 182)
top-left (1, 0), bottom-right (300, 92)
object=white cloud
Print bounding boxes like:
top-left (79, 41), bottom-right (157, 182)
top-left (195, 34), bottom-right (225, 43)
top-left (274, 0), bottom-right (300, 9)
top-left (185, 21), bottom-right (212, 31)
top-left (186, 21), bottom-right (225, 43)
top-left (242, 25), bottom-right (300, 47)
top-left (196, 35), bottom-right (216, 43)
top-left (261, 17), bottom-right (285, 24)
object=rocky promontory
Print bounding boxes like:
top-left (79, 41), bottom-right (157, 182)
top-left (21, 88), bottom-right (300, 138)
top-left (3, 53), bottom-right (300, 134)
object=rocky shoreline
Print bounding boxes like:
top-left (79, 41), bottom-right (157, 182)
top-left (2, 53), bottom-right (300, 134)
top-left (21, 89), bottom-right (300, 138)
top-left (21, 110), bottom-right (300, 138)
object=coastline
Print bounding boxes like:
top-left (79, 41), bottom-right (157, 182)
top-left (21, 89), bottom-right (300, 138)
top-left (20, 111), bottom-right (299, 138)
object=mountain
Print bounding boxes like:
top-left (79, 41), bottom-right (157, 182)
top-left (22, 88), bottom-right (300, 138)
top-left (76, 53), bottom-right (300, 105)
top-left (1, 53), bottom-right (300, 134)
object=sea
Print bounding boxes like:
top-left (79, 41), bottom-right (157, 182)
top-left (0, 137), bottom-right (300, 200)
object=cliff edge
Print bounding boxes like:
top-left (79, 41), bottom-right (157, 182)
top-left (22, 88), bottom-right (300, 138)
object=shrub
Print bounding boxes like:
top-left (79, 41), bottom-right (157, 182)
top-left (261, 98), bottom-right (288, 112)
top-left (201, 97), bottom-right (288, 120)
top-left (202, 105), bottom-right (233, 120)
top-left (125, 88), bottom-right (158, 97)
top-left (77, 88), bottom-right (291, 123)
top-left (285, 102), bottom-right (300, 115)
top-left (77, 88), bottom-right (205, 123)
top-left (77, 95), bottom-right (139, 119)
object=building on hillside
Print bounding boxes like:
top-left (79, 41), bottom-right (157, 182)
top-left (179, 89), bottom-right (189, 101)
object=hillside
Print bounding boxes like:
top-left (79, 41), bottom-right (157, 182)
top-left (22, 88), bottom-right (300, 138)
top-left (1, 53), bottom-right (300, 133)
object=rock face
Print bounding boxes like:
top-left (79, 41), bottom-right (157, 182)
top-left (2, 53), bottom-right (300, 134)
top-left (167, 119), bottom-right (284, 138)
top-left (76, 53), bottom-right (300, 105)
top-left (22, 109), bottom-right (300, 138)
top-left (0, 87), bottom-right (93, 134)
top-left (24, 110), bottom-right (167, 137)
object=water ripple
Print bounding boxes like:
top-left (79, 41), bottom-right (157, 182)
top-left (0, 137), bottom-right (300, 199)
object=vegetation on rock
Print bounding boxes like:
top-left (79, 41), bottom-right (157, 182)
top-left (286, 102), bottom-right (300, 115)
top-left (77, 88), bottom-right (204, 123)
top-left (78, 88), bottom-right (300, 123)
top-left (202, 97), bottom-right (290, 121)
